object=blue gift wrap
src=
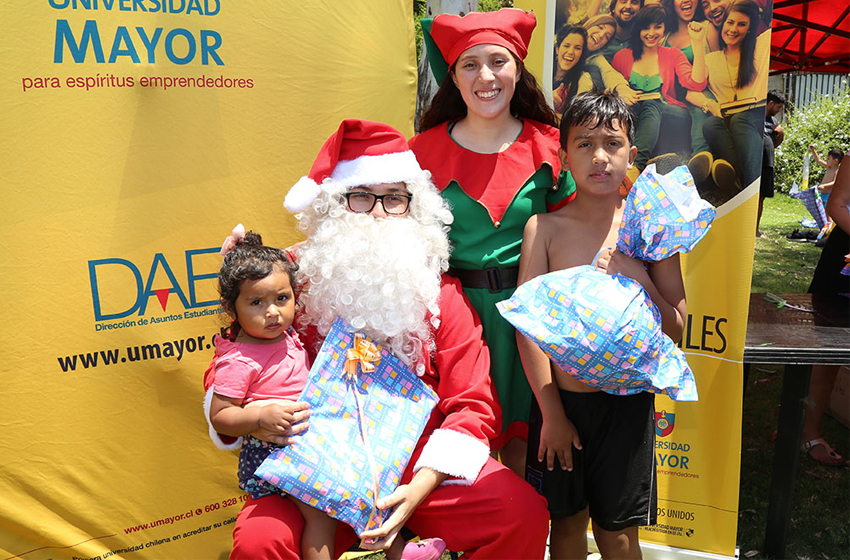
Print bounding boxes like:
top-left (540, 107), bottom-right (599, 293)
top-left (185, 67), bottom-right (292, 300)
top-left (254, 317), bottom-right (439, 534)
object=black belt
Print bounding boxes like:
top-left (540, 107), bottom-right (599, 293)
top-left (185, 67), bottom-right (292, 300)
top-left (447, 267), bottom-right (519, 293)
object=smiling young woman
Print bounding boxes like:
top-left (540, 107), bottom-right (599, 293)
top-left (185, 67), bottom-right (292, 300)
top-left (411, 8), bottom-right (573, 477)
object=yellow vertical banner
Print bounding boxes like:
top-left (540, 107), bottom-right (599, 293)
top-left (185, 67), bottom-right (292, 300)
top-left (0, 2), bottom-right (415, 559)
top-left (518, 0), bottom-right (769, 556)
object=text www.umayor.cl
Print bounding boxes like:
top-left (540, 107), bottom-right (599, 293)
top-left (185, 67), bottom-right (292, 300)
top-left (57, 334), bottom-right (212, 372)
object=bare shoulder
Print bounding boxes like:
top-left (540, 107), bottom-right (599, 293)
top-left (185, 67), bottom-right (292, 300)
top-left (537, 203), bottom-right (576, 230)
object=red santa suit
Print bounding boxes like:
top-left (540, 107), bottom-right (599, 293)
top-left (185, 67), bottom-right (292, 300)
top-left (205, 276), bottom-right (549, 560)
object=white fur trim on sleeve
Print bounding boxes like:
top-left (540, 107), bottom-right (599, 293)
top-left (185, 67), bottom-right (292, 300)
top-left (204, 387), bottom-right (242, 451)
top-left (284, 176), bottom-right (322, 213)
top-left (413, 428), bottom-right (490, 485)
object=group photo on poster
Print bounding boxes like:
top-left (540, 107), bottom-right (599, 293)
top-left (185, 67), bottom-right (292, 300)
top-left (551, 0), bottom-right (773, 207)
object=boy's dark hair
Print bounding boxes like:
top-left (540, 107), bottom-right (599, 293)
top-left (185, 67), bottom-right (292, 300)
top-left (828, 148), bottom-right (845, 161)
top-left (419, 55), bottom-right (558, 131)
top-left (766, 89), bottom-right (786, 106)
top-left (559, 90), bottom-right (635, 149)
top-left (629, 5), bottom-right (667, 59)
top-left (218, 231), bottom-right (297, 339)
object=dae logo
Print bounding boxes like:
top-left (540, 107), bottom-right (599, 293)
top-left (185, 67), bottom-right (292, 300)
top-left (88, 248), bottom-right (220, 321)
top-left (655, 410), bottom-right (675, 437)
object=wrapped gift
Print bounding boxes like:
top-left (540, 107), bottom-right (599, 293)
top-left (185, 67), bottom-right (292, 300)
top-left (254, 317), bottom-right (439, 535)
top-left (497, 166), bottom-right (710, 402)
top-left (497, 267), bottom-right (697, 401)
top-left (617, 164), bottom-right (716, 261)
top-left (789, 183), bottom-right (828, 230)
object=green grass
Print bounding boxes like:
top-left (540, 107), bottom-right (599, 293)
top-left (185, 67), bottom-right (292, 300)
top-left (752, 194), bottom-right (825, 293)
top-left (738, 366), bottom-right (849, 560)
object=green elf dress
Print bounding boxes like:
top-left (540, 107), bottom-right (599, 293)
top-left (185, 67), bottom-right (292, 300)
top-left (409, 118), bottom-right (576, 448)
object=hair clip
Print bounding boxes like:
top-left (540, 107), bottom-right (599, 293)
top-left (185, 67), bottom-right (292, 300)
top-left (220, 223), bottom-right (246, 256)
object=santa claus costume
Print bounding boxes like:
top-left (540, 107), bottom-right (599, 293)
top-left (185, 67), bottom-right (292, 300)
top-left (206, 119), bottom-right (549, 560)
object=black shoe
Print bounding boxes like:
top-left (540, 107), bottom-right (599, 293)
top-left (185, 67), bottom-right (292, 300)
top-left (786, 228), bottom-right (807, 241)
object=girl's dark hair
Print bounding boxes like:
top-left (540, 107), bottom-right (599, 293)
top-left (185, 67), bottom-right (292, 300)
top-left (553, 25), bottom-right (589, 107)
top-left (559, 90), bottom-right (635, 148)
top-left (720, 0), bottom-right (760, 89)
top-left (217, 231), bottom-right (297, 340)
top-left (630, 5), bottom-right (667, 59)
top-left (662, 0), bottom-right (706, 32)
top-left (419, 54), bottom-right (558, 131)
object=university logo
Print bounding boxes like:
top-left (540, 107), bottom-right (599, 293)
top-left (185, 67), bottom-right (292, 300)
top-left (88, 248), bottom-right (220, 322)
top-left (655, 410), bottom-right (675, 437)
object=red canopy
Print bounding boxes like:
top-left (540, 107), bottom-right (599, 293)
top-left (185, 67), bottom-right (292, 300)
top-left (770, 0), bottom-right (850, 74)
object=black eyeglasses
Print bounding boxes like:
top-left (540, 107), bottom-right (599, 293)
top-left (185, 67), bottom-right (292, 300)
top-left (344, 192), bottom-right (413, 215)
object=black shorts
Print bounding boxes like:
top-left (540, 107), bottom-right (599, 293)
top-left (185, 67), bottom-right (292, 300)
top-left (760, 166), bottom-right (775, 198)
top-left (525, 390), bottom-right (657, 531)
top-left (809, 225), bottom-right (850, 295)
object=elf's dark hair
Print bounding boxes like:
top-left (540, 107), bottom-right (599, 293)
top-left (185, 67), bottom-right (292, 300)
top-left (218, 231), bottom-right (297, 340)
top-left (419, 54), bottom-right (558, 131)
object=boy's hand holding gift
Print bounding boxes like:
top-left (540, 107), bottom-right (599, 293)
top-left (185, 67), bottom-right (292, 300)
top-left (499, 165), bottom-right (715, 401)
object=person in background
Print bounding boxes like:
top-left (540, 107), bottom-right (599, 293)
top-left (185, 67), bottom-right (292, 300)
top-left (663, 0), bottom-right (716, 160)
top-left (600, 0), bottom-right (646, 63)
top-left (756, 89), bottom-right (785, 237)
top-left (810, 145), bottom-right (845, 208)
top-left (553, 24), bottom-right (593, 119)
top-left (611, 4), bottom-right (707, 174)
top-left (582, 15), bottom-right (641, 104)
top-left (688, 0), bottom-right (770, 202)
top-left (802, 151), bottom-right (850, 467)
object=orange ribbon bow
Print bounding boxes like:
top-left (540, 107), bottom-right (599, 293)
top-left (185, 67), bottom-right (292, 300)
top-left (344, 333), bottom-right (381, 380)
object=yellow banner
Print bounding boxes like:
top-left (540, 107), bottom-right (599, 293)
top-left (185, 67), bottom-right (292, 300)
top-left (0, 2), bottom-right (415, 559)
top-left (641, 192), bottom-right (758, 557)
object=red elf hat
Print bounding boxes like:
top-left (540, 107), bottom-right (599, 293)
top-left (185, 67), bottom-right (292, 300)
top-left (430, 8), bottom-right (537, 69)
top-left (284, 119), bottom-right (424, 213)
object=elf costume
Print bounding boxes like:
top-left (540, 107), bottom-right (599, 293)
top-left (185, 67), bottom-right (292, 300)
top-left (411, 9), bottom-right (576, 447)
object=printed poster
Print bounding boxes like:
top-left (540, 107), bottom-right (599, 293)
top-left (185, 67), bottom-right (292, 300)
top-left (0, 2), bottom-right (416, 559)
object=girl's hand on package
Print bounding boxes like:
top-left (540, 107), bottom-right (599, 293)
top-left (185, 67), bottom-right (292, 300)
top-left (246, 400), bottom-right (310, 445)
top-left (539, 417), bottom-right (582, 471)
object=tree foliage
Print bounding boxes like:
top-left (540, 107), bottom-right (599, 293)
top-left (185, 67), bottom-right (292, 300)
top-left (775, 80), bottom-right (850, 193)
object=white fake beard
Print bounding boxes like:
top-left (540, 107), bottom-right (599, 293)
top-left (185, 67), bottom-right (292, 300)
top-left (296, 211), bottom-right (449, 373)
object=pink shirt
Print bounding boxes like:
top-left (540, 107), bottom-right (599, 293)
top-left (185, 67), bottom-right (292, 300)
top-left (212, 330), bottom-right (310, 403)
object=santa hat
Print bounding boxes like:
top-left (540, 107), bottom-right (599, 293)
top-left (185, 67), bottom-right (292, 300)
top-left (425, 8), bottom-right (536, 83)
top-left (284, 119), bottom-right (425, 213)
